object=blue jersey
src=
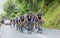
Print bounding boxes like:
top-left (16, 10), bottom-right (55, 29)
top-left (27, 16), bottom-right (34, 23)
top-left (29, 16), bottom-right (34, 23)
top-left (31, 18), bottom-right (34, 23)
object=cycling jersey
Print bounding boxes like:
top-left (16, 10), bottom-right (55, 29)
top-left (31, 17), bottom-right (34, 23)
top-left (37, 14), bottom-right (42, 20)
top-left (15, 18), bottom-right (18, 23)
top-left (16, 20), bottom-right (18, 23)
top-left (27, 15), bottom-right (34, 23)
top-left (13, 19), bottom-right (15, 22)
top-left (20, 16), bottom-right (24, 22)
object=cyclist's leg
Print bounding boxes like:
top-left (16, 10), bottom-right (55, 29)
top-left (20, 22), bottom-right (24, 32)
top-left (37, 22), bottom-right (42, 33)
top-left (31, 22), bottom-right (34, 32)
top-left (19, 22), bottom-right (21, 31)
top-left (36, 22), bottom-right (38, 29)
top-left (34, 21), bottom-right (37, 29)
top-left (16, 23), bottom-right (18, 30)
top-left (27, 22), bottom-right (30, 31)
top-left (27, 22), bottom-right (31, 33)
top-left (28, 22), bottom-right (33, 34)
top-left (13, 23), bottom-right (15, 28)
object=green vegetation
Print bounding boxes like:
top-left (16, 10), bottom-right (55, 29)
top-left (3, 0), bottom-right (60, 29)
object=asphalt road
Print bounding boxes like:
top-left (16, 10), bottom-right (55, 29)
top-left (0, 24), bottom-right (60, 38)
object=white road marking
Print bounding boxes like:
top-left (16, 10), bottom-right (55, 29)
top-left (36, 34), bottom-right (48, 38)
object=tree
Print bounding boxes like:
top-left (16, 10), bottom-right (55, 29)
top-left (3, 0), bottom-right (18, 18)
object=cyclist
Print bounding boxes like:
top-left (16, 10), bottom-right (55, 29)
top-left (12, 19), bottom-right (16, 28)
top-left (26, 12), bottom-right (35, 34)
top-left (37, 12), bottom-right (43, 33)
top-left (20, 14), bottom-right (25, 33)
